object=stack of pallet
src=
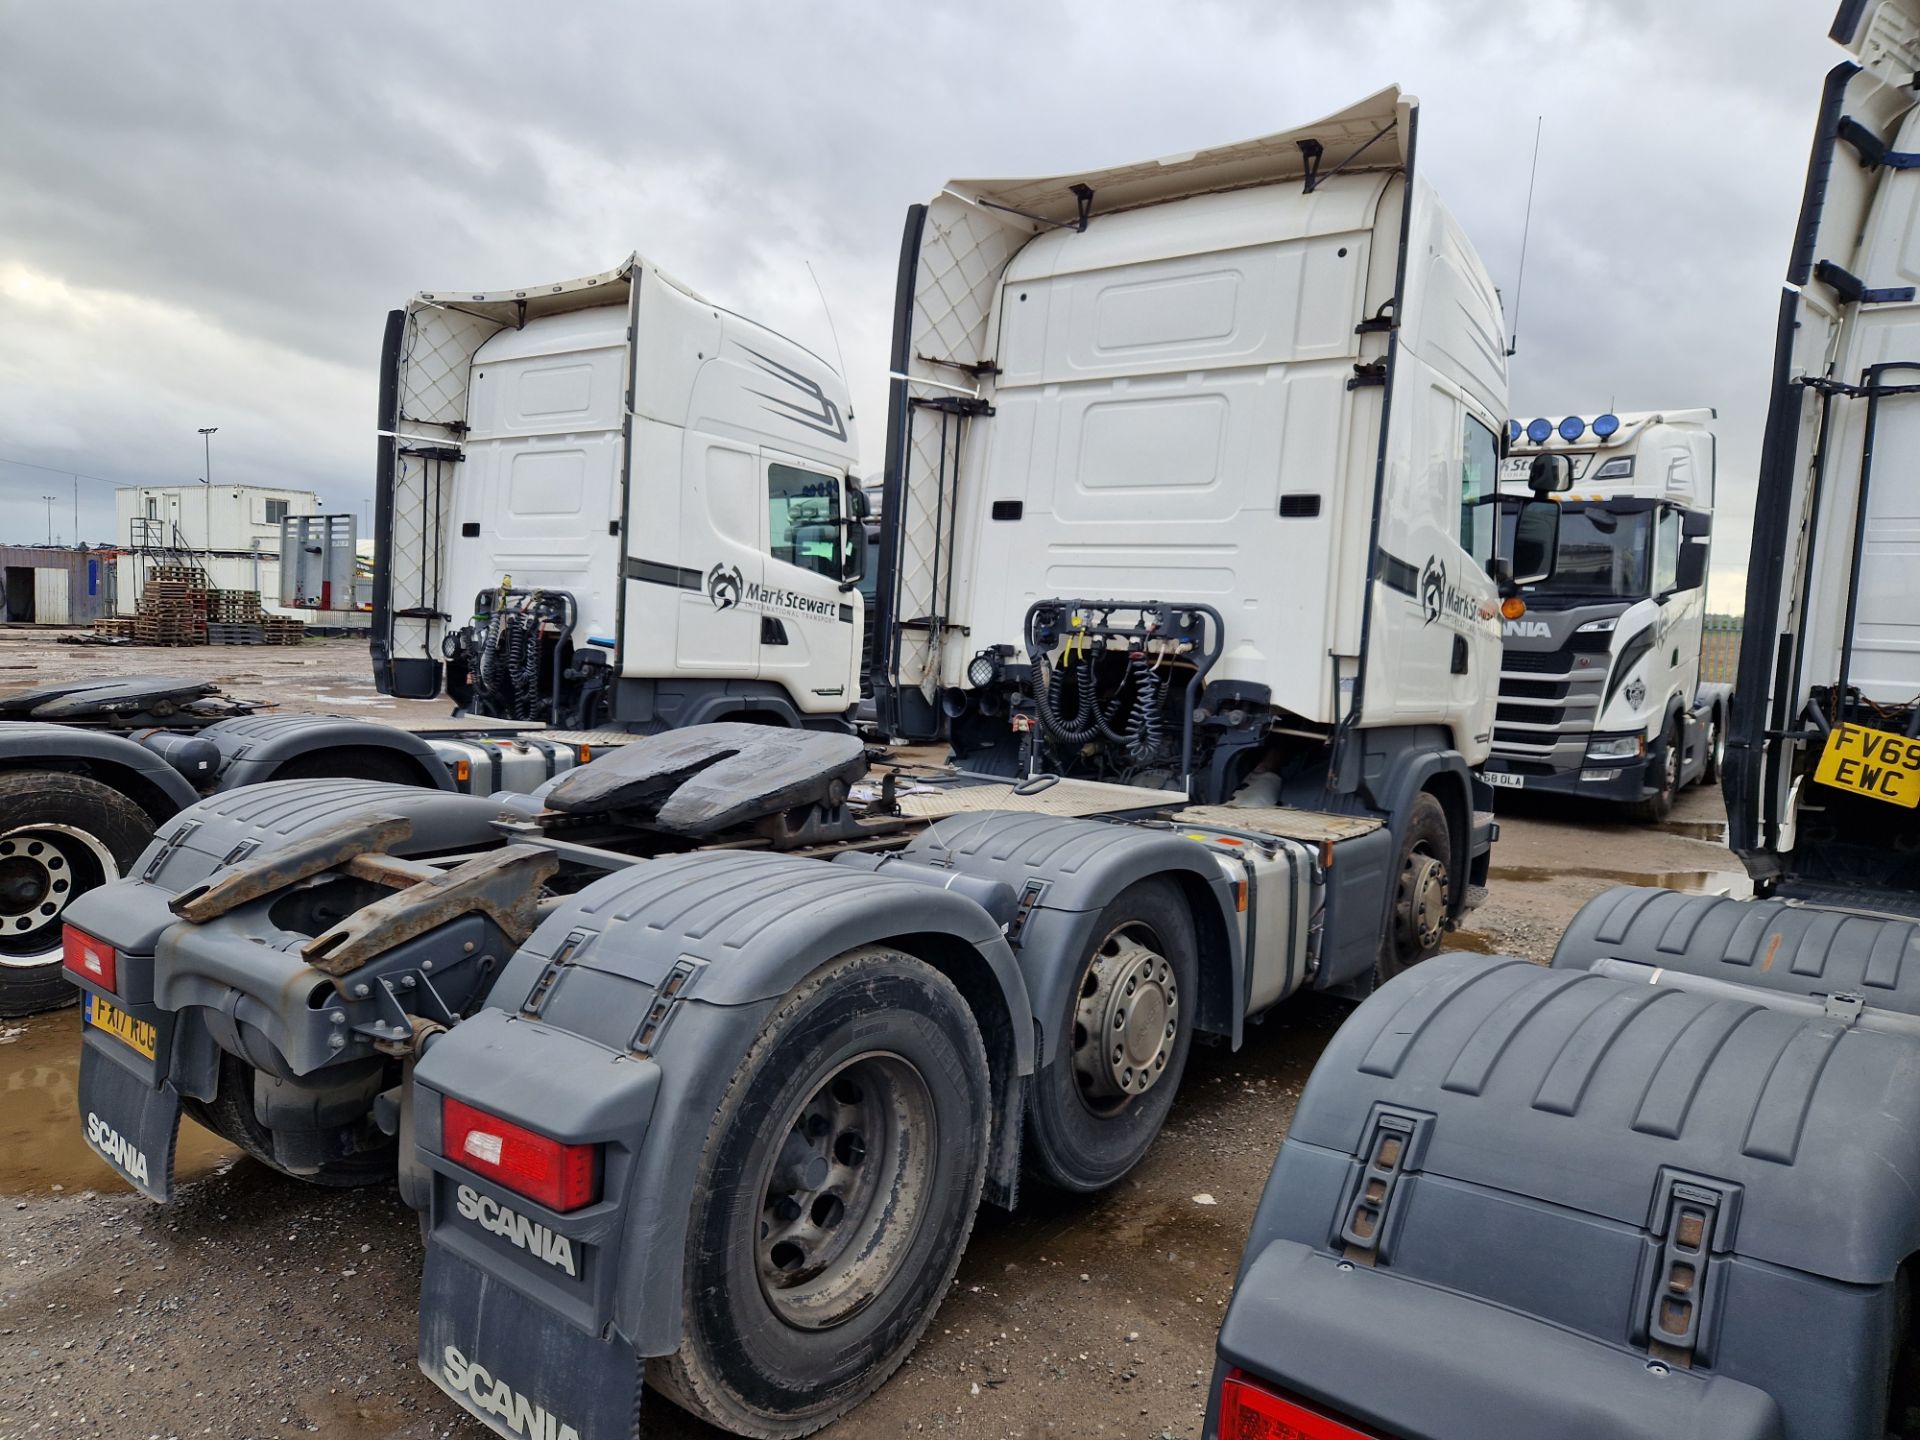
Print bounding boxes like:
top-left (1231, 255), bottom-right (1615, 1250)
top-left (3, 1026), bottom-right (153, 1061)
top-left (204, 587), bottom-right (307, 645)
top-left (259, 614), bottom-right (306, 645)
top-left (133, 565), bottom-right (209, 646)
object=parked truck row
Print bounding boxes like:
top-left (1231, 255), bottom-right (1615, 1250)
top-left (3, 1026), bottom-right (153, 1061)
top-left (33, 1), bottom-right (1883, 1427)
top-left (52, 86), bottom-right (1552, 1440)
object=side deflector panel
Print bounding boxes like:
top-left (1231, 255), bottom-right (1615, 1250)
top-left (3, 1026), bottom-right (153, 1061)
top-left (373, 262), bottom-right (639, 699)
top-left (1732, 4), bottom-right (1920, 868)
top-left (877, 196), bottom-right (1031, 739)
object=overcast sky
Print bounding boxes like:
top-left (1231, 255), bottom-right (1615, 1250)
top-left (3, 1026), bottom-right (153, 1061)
top-left (0, 0), bottom-right (1841, 610)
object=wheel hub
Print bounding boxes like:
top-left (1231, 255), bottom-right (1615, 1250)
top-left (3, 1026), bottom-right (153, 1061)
top-left (1396, 853), bottom-right (1448, 954)
top-left (0, 837), bottom-right (71, 935)
top-left (1071, 934), bottom-right (1178, 1105)
top-left (756, 1053), bottom-right (934, 1331)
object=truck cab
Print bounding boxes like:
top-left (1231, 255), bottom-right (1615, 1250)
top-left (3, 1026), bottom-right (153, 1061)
top-left (369, 256), bottom-right (868, 734)
top-left (1482, 409), bottom-right (1725, 817)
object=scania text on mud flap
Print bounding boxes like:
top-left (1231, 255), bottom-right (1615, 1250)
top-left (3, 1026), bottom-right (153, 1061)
top-left (1207, 4), bottom-right (1920, 1435)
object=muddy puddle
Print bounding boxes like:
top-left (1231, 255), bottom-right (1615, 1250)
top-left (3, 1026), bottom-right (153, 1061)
top-left (1491, 864), bottom-right (1750, 896)
top-left (1441, 929), bottom-right (1501, 954)
top-left (0, 1012), bottom-right (236, 1197)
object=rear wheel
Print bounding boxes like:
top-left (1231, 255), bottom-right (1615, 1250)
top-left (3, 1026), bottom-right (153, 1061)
top-left (1632, 715), bottom-right (1682, 822)
top-left (1379, 793), bottom-right (1453, 983)
top-left (1023, 878), bottom-right (1198, 1193)
top-left (1701, 706), bottom-right (1725, 785)
top-left (652, 947), bottom-right (991, 1438)
top-left (0, 772), bottom-right (156, 1017)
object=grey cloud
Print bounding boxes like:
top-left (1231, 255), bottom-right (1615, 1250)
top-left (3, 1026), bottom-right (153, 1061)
top-left (0, 0), bottom-right (1839, 610)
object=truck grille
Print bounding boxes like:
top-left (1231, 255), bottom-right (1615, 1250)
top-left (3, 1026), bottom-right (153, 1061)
top-left (1501, 648), bottom-right (1573, 676)
top-left (1493, 645), bottom-right (1606, 763)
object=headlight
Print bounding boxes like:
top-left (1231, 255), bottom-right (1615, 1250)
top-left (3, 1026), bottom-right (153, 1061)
top-left (1592, 456), bottom-right (1635, 480)
top-left (1574, 616), bottom-right (1618, 635)
top-left (1587, 734), bottom-right (1645, 761)
top-left (967, 652), bottom-right (1000, 688)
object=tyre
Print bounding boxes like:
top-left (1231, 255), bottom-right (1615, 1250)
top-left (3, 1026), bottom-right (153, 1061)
top-left (651, 947), bottom-right (991, 1438)
top-left (0, 771), bottom-right (157, 1017)
top-left (1023, 877), bottom-right (1198, 1194)
top-left (1701, 705), bottom-right (1725, 786)
top-left (180, 1052), bottom-right (395, 1188)
top-left (1632, 715), bottom-right (1682, 822)
top-left (1379, 792), bottom-right (1453, 983)
top-left (265, 749), bottom-right (425, 786)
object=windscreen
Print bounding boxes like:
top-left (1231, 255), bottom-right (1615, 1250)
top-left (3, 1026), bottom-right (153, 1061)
top-left (1500, 501), bottom-right (1652, 600)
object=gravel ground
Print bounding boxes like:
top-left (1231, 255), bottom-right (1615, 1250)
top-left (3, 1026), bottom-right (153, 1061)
top-left (0, 629), bottom-right (1745, 1439)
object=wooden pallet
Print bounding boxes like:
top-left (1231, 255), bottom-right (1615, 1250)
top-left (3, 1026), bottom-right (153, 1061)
top-left (208, 623), bottom-right (266, 645)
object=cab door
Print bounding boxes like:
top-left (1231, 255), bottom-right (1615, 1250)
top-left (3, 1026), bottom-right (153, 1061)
top-left (756, 450), bottom-right (858, 713)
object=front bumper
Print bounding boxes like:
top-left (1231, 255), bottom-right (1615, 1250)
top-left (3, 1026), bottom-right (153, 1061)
top-left (1482, 752), bottom-right (1654, 804)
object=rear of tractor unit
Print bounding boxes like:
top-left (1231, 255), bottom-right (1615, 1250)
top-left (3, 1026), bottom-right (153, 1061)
top-left (370, 257), bottom-right (869, 736)
top-left (1207, 5), bottom-right (1920, 1435)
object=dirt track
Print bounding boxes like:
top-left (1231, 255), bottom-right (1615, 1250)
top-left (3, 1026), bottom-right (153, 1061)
top-left (0, 632), bottom-right (1744, 1439)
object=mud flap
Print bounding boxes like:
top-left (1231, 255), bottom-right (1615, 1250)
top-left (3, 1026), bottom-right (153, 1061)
top-left (76, 1027), bottom-right (182, 1202)
top-left (419, 1244), bottom-right (639, 1440)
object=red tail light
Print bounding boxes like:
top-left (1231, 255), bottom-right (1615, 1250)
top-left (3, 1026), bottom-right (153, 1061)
top-left (1218, 1370), bottom-right (1384, 1440)
top-left (62, 926), bottom-right (117, 992)
top-left (441, 1097), bottom-right (599, 1213)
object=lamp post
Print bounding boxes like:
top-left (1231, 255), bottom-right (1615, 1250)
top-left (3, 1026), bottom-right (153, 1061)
top-left (40, 495), bottom-right (57, 545)
top-left (197, 427), bottom-right (218, 559)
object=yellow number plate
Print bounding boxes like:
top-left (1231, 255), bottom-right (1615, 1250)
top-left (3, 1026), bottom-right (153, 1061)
top-left (84, 994), bottom-right (157, 1060)
top-left (1813, 723), bottom-right (1920, 808)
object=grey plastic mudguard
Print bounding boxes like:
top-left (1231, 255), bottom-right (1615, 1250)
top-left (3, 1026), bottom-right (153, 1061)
top-left (1555, 885), bottom-right (1920, 1015)
top-left (1209, 1238), bottom-right (1782, 1439)
top-left (900, 811), bottom-right (1245, 1053)
top-left (199, 713), bottom-right (451, 791)
top-left (0, 721), bottom-right (202, 814)
top-left (410, 847), bottom-right (1035, 1359)
top-left (64, 780), bottom-right (520, 1100)
top-left (1226, 951), bottom-right (1920, 1439)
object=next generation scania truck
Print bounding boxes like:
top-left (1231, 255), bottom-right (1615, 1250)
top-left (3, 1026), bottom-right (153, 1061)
top-left (60, 91), bottom-right (1543, 1440)
top-left (1481, 409), bottom-right (1730, 819)
top-left (1207, 5), bottom-right (1920, 1438)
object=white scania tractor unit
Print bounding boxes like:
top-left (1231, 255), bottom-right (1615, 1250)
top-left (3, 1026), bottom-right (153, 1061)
top-left (368, 255), bottom-right (869, 733)
top-left (874, 85), bottom-right (1559, 962)
top-left (1482, 409), bottom-right (1730, 818)
top-left (61, 93), bottom-right (1551, 1440)
top-left (1207, 7), bottom-right (1920, 1438)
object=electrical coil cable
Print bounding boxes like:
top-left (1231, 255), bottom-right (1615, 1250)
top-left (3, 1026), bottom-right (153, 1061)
top-left (1033, 647), bottom-right (1105, 744)
top-left (1122, 652), bottom-right (1165, 763)
top-left (473, 598), bottom-right (551, 721)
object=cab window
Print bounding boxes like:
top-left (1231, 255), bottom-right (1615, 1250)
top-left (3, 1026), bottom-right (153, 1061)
top-left (768, 464), bottom-right (841, 580)
top-left (1460, 414), bottom-right (1499, 565)
top-left (1653, 507), bottom-right (1681, 593)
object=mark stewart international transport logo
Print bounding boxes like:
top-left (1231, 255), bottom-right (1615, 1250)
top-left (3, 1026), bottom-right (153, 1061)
top-left (706, 563), bottom-right (743, 611)
top-left (1420, 555), bottom-right (1497, 626)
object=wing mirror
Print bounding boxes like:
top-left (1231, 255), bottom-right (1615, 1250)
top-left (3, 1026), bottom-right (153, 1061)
top-left (839, 477), bottom-right (870, 590)
top-left (1527, 453), bottom-right (1575, 494)
top-left (1509, 499), bottom-right (1559, 587)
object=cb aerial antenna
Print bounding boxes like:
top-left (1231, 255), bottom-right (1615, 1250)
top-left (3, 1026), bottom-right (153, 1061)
top-left (805, 259), bottom-right (852, 418)
top-left (1507, 116), bottom-right (1543, 359)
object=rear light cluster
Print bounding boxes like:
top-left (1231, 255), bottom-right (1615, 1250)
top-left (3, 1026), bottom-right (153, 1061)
top-left (62, 926), bottom-right (117, 992)
top-left (1218, 1370), bottom-right (1384, 1440)
top-left (442, 1097), bottom-right (599, 1213)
